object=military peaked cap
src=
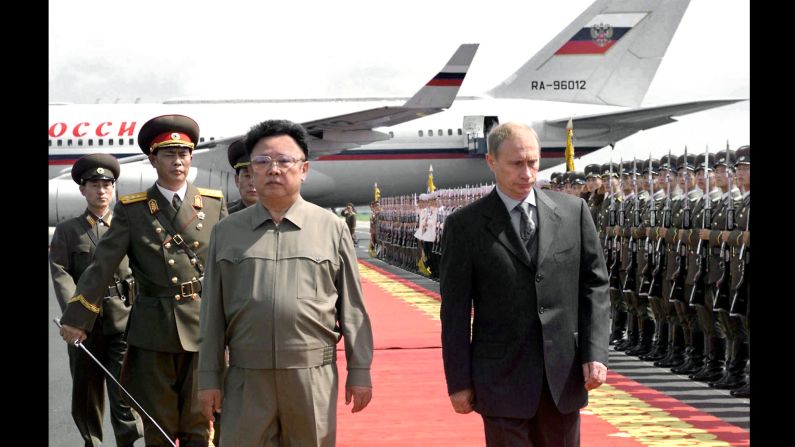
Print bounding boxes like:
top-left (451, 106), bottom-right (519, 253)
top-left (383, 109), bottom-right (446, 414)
top-left (227, 139), bottom-right (250, 172)
top-left (138, 114), bottom-right (200, 155)
top-left (735, 145), bottom-right (750, 165)
top-left (71, 153), bottom-right (120, 185)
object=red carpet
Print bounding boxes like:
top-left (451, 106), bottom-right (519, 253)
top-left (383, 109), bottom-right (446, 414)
top-left (333, 261), bottom-right (750, 446)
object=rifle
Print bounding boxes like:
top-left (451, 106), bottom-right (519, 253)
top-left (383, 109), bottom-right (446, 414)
top-left (603, 157), bottom-right (615, 263)
top-left (648, 150), bottom-right (673, 297)
top-left (729, 207), bottom-right (750, 317)
top-left (608, 157), bottom-right (623, 290)
top-left (714, 165), bottom-right (737, 311)
top-left (640, 154), bottom-right (656, 295)
top-left (668, 148), bottom-right (691, 303)
top-left (622, 158), bottom-right (639, 293)
top-left (689, 146), bottom-right (712, 307)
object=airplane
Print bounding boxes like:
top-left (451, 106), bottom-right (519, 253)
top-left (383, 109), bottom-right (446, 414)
top-left (49, 0), bottom-right (743, 226)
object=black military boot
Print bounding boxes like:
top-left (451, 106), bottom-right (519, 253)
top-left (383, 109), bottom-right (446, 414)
top-left (711, 339), bottom-right (747, 389)
top-left (656, 324), bottom-right (685, 367)
top-left (672, 330), bottom-right (704, 374)
top-left (730, 363), bottom-right (750, 398)
top-left (641, 319), bottom-right (669, 361)
top-left (627, 318), bottom-right (655, 356)
top-left (609, 307), bottom-right (627, 345)
top-left (690, 336), bottom-right (725, 382)
top-left (615, 314), bottom-right (638, 351)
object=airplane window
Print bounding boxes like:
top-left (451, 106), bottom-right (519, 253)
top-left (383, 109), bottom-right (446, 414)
top-left (418, 130), bottom-right (423, 137)
top-left (78, 140), bottom-right (83, 146)
top-left (200, 137), bottom-right (205, 143)
top-left (389, 131), bottom-right (394, 138)
top-left (88, 139), bottom-right (93, 146)
top-left (99, 139), bottom-right (104, 146)
top-left (109, 139), bottom-right (113, 146)
top-left (448, 129), bottom-right (453, 136)
top-left (57, 140), bottom-right (62, 147)
top-left (458, 129), bottom-right (462, 135)
top-left (210, 137), bottom-right (215, 141)
top-left (129, 138), bottom-right (134, 145)
top-left (67, 139), bottom-right (73, 146)
top-left (119, 138), bottom-right (124, 145)
top-left (429, 130), bottom-right (434, 136)
top-left (48, 140), bottom-right (52, 147)
top-left (438, 129), bottom-right (443, 136)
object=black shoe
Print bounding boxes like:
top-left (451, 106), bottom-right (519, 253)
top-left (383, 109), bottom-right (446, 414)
top-left (710, 374), bottom-right (746, 389)
top-left (730, 383), bottom-right (750, 398)
top-left (655, 349), bottom-right (685, 367)
top-left (689, 364), bottom-right (724, 382)
top-left (640, 345), bottom-right (667, 361)
top-left (671, 357), bottom-right (704, 375)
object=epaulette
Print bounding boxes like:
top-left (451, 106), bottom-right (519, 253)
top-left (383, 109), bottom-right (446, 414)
top-left (197, 187), bottom-right (224, 199)
top-left (119, 191), bottom-right (148, 205)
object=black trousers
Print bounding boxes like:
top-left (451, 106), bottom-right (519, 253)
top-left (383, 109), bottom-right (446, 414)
top-left (482, 376), bottom-right (580, 447)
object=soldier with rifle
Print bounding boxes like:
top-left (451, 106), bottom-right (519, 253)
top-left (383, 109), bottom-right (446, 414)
top-left (714, 145), bottom-right (750, 396)
top-left (690, 147), bottom-right (739, 382)
top-left (607, 157), bottom-right (627, 346)
top-left (641, 154), bottom-right (673, 362)
top-left (629, 155), bottom-right (662, 358)
top-left (623, 158), bottom-right (655, 356)
top-left (614, 159), bottom-right (639, 351)
top-left (683, 149), bottom-right (724, 381)
top-left (668, 149), bottom-right (706, 375)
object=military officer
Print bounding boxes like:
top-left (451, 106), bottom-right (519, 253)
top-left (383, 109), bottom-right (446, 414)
top-left (50, 154), bottom-right (144, 447)
top-left (58, 115), bottom-right (228, 447)
top-left (226, 138), bottom-right (258, 214)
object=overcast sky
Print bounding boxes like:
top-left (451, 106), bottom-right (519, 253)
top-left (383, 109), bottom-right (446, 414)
top-left (49, 0), bottom-right (749, 163)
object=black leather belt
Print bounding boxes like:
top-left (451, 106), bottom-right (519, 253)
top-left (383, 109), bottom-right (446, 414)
top-left (138, 279), bottom-right (202, 300)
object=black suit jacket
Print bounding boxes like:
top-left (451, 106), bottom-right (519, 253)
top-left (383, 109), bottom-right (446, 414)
top-left (440, 188), bottom-right (609, 418)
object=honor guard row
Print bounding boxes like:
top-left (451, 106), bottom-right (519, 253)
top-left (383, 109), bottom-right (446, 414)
top-left (593, 146), bottom-right (750, 398)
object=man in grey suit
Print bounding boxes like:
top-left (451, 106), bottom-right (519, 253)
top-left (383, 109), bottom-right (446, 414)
top-left (440, 122), bottom-right (610, 446)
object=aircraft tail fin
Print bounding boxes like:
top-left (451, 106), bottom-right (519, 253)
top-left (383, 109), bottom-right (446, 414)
top-left (487, 0), bottom-right (691, 107)
top-left (404, 43), bottom-right (479, 108)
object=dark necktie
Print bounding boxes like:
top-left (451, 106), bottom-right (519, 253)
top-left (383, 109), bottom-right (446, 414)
top-left (172, 194), bottom-right (182, 211)
top-left (516, 202), bottom-right (537, 255)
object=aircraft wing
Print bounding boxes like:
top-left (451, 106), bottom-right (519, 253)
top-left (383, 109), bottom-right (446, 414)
top-left (189, 44), bottom-right (479, 163)
top-left (543, 99), bottom-right (746, 142)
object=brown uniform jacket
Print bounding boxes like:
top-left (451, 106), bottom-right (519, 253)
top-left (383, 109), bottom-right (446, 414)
top-left (60, 183), bottom-right (227, 352)
top-left (50, 209), bottom-right (132, 334)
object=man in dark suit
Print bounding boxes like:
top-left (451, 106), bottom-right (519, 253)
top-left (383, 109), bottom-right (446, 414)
top-left (440, 122), bottom-right (610, 446)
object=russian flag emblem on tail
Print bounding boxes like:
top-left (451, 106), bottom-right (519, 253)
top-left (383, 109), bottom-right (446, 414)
top-left (555, 13), bottom-right (647, 55)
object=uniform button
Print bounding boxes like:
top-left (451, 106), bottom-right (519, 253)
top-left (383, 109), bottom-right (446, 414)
top-left (191, 258), bottom-right (197, 265)
top-left (196, 223), bottom-right (203, 230)
top-left (165, 242), bottom-right (172, 249)
top-left (155, 227), bottom-right (162, 234)
top-left (171, 277), bottom-right (179, 284)
top-left (174, 294), bottom-right (181, 301)
top-left (168, 259), bottom-right (175, 266)
top-left (539, 306), bottom-right (545, 314)
top-left (193, 241), bottom-right (200, 248)
top-left (536, 274), bottom-right (544, 282)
